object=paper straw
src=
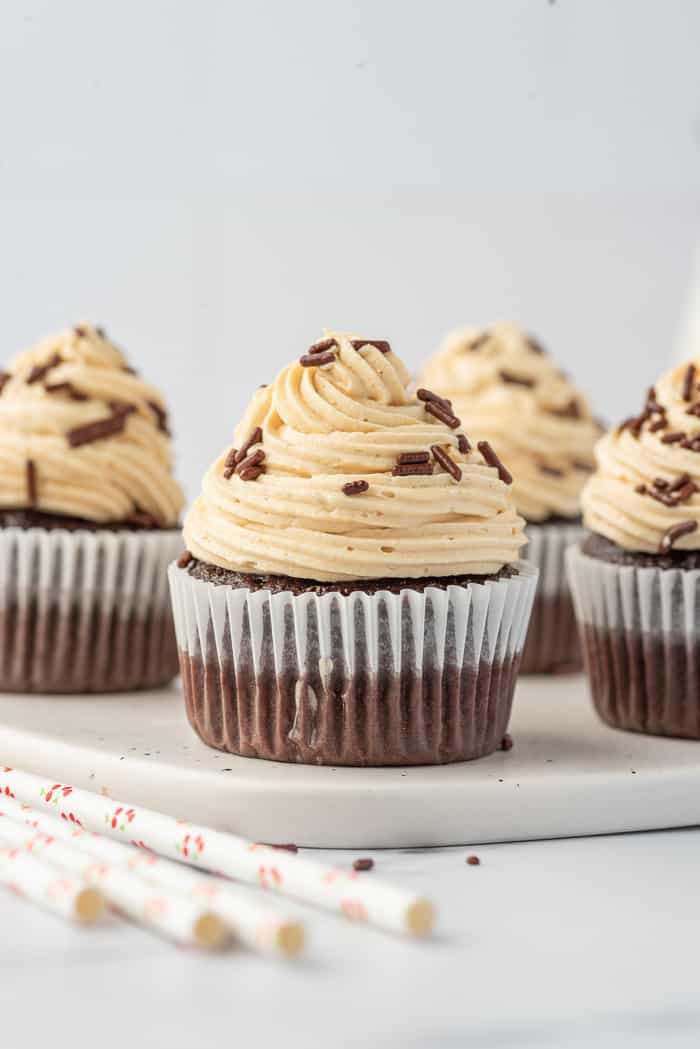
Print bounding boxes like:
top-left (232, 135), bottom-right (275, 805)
top-left (0, 811), bottom-right (227, 950)
top-left (0, 796), bottom-right (303, 959)
top-left (0, 838), bottom-right (105, 925)
top-left (0, 767), bottom-right (435, 936)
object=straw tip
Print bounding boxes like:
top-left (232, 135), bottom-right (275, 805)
top-left (405, 898), bottom-right (436, 937)
top-left (194, 912), bottom-right (230, 950)
top-left (75, 888), bottom-right (106, 925)
top-left (276, 922), bottom-right (306, 958)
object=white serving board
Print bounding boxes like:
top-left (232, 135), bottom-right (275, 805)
top-left (0, 676), bottom-right (698, 848)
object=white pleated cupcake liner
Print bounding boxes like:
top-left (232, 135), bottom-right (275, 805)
top-left (0, 526), bottom-right (182, 693)
top-left (168, 561), bottom-right (538, 766)
top-left (519, 520), bottom-right (585, 674)
top-left (566, 542), bottom-right (700, 738)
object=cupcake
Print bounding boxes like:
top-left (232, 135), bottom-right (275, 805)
top-left (420, 322), bottom-right (600, 674)
top-left (567, 360), bottom-right (700, 739)
top-left (169, 331), bottom-right (537, 766)
top-left (0, 324), bottom-right (185, 692)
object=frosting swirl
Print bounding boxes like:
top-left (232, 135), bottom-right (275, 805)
top-left (420, 322), bottom-right (600, 522)
top-left (0, 325), bottom-right (184, 526)
top-left (583, 360), bottom-right (700, 553)
top-left (184, 331), bottom-right (525, 581)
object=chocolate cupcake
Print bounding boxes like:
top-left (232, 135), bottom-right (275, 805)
top-left (567, 360), bottom-right (700, 739)
top-left (420, 323), bottom-right (600, 674)
top-left (169, 331), bottom-right (537, 767)
top-left (0, 324), bottom-right (185, 692)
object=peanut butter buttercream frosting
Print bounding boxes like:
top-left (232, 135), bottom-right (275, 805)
top-left (0, 324), bottom-right (184, 526)
top-left (582, 360), bottom-right (700, 554)
top-left (420, 322), bottom-right (600, 522)
top-left (183, 331), bottom-right (526, 581)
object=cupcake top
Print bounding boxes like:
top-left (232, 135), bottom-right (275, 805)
top-left (183, 331), bottom-right (526, 581)
top-left (420, 322), bottom-right (600, 522)
top-left (582, 360), bottom-right (700, 554)
top-left (0, 324), bottom-right (184, 527)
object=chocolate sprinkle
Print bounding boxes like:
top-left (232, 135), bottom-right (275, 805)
top-left (67, 413), bottom-right (127, 448)
top-left (681, 436), bottom-right (700, 452)
top-left (147, 400), bottom-right (170, 435)
top-left (392, 462), bottom-right (433, 477)
top-left (300, 351), bottom-right (335, 367)
top-left (0, 372), bottom-right (10, 395)
top-left (686, 403), bottom-right (700, 418)
top-left (416, 387), bottom-right (452, 410)
top-left (539, 464), bottom-right (565, 477)
top-left (431, 444), bottom-right (462, 481)
top-left (682, 364), bottom-right (697, 402)
top-left (661, 431), bottom-right (685, 444)
top-left (342, 480), bottom-right (369, 496)
top-left (659, 519), bottom-right (698, 554)
top-left (466, 855), bottom-right (481, 866)
top-left (397, 452), bottom-right (430, 465)
top-left (350, 339), bottom-right (391, 354)
top-left (572, 459), bottom-right (593, 471)
top-left (499, 369), bottom-right (536, 388)
top-left (73, 326), bottom-right (87, 338)
top-left (308, 337), bottom-right (337, 355)
top-left (234, 427), bottom-right (263, 465)
top-left (526, 335), bottom-right (546, 355)
top-left (635, 484), bottom-right (647, 494)
top-left (235, 449), bottom-right (265, 475)
top-left (353, 858), bottom-right (374, 872)
top-left (457, 433), bottom-right (471, 455)
top-left (27, 353), bottom-right (61, 385)
top-left (469, 333), bottom-right (490, 350)
top-left (239, 466), bottom-right (265, 482)
top-left (424, 401), bottom-right (461, 429)
top-left (649, 418), bottom-right (668, 432)
top-left (26, 460), bottom-right (37, 507)
top-left (44, 381), bottom-right (89, 402)
top-left (177, 550), bottom-right (193, 569)
top-left (477, 440), bottom-right (513, 485)
top-left (549, 398), bottom-right (581, 420)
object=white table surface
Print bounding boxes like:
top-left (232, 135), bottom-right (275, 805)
top-left (1, 826), bottom-right (699, 1049)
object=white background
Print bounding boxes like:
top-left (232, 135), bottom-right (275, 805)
top-left (1, 0), bottom-right (699, 495)
top-left (2, 4), bottom-right (700, 1048)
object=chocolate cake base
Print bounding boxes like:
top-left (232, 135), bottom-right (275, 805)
top-left (0, 601), bottom-right (178, 693)
top-left (582, 532), bottom-right (700, 570)
top-left (519, 591), bottom-right (582, 675)
top-left (580, 622), bottom-right (700, 739)
top-left (179, 649), bottom-right (521, 766)
top-left (0, 508), bottom-right (165, 532)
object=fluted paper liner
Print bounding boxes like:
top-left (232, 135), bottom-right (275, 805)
top-left (519, 521), bottom-right (584, 674)
top-left (168, 561), bottom-right (537, 766)
top-left (567, 542), bottom-right (700, 738)
top-left (0, 526), bottom-right (182, 692)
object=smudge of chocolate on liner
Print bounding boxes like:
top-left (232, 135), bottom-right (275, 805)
top-left (353, 858), bottom-right (374, 872)
top-left (26, 460), bottom-right (37, 507)
top-left (234, 427), bottom-right (262, 465)
top-left (682, 364), bottom-right (697, 402)
top-left (350, 339), bottom-right (392, 354)
top-left (177, 550), bottom-right (193, 569)
top-left (477, 440), bottom-right (513, 485)
top-left (424, 401), bottom-right (461, 429)
top-left (235, 449), bottom-right (265, 476)
top-left (499, 370), bottom-right (536, 388)
top-left (27, 353), bottom-right (61, 385)
top-left (659, 519), bottom-right (698, 554)
top-left (431, 444), bottom-right (462, 481)
top-left (342, 480), bottom-right (369, 496)
top-left (44, 381), bottom-right (89, 402)
top-left (147, 400), bottom-right (170, 436)
top-left (300, 351), bottom-right (335, 367)
top-left (392, 462), bottom-right (434, 477)
top-left (397, 452), bottom-right (430, 465)
top-left (457, 433), bottom-right (471, 455)
top-left (307, 337), bottom-right (337, 355)
top-left (67, 413), bottom-right (128, 448)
